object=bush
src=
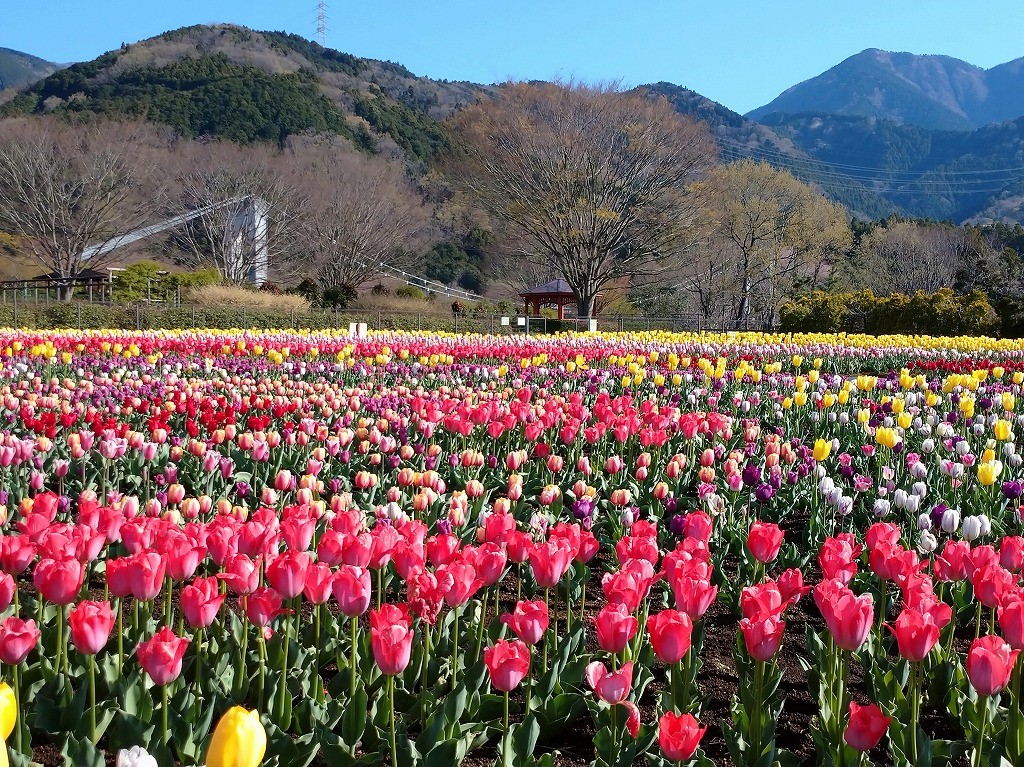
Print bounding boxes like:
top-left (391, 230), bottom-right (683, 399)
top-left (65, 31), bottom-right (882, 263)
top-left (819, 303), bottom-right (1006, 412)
top-left (322, 285), bottom-right (358, 310)
top-left (395, 285), bottom-right (425, 300)
top-left (779, 289), bottom-right (1000, 336)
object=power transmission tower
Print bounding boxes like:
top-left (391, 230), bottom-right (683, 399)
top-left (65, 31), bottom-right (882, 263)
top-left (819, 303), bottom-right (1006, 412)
top-left (316, 1), bottom-right (328, 47)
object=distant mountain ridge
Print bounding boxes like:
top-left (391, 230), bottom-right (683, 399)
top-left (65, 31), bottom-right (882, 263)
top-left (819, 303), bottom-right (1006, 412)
top-left (2, 29), bottom-right (1024, 224)
top-left (747, 48), bottom-right (1024, 131)
top-left (0, 48), bottom-right (61, 92)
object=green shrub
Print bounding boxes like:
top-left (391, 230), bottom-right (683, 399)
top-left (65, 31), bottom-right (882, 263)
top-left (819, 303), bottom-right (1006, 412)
top-left (780, 289), bottom-right (1000, 336)
top-left (395, 285), bottom-right (425, 300)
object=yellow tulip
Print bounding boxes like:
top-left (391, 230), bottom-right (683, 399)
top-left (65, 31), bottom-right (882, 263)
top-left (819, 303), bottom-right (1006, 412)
top-left (0, 682), bottom-right (14, 741)
top-left (812, 438), bottom-right (831, 462)
top-left (978, 460), bottom-right (1003, 487)
top-left (205, 707), bottom-right (267, 767)
top-left (995, 419), bottom-right (1013, 441)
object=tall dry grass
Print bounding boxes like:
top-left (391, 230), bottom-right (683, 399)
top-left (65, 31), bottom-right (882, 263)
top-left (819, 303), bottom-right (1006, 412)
top-left (188, 284), bottom-right (311, 313)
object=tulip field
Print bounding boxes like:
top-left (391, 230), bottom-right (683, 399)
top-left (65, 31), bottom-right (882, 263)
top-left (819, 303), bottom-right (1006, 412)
top-left (3, 328), bottom-right (1024, 766)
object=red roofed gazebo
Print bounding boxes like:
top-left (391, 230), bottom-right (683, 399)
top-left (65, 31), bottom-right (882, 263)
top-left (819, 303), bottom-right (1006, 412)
top-left (520, 279), bottom-right (601, 319)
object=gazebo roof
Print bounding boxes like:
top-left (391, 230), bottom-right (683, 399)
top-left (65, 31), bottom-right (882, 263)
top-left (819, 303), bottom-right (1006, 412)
top-left (520, 279), bottom-right (576, 297)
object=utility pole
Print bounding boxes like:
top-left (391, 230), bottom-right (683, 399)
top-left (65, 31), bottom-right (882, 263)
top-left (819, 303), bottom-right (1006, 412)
top-left (316, 1), bottom-right (328, 47)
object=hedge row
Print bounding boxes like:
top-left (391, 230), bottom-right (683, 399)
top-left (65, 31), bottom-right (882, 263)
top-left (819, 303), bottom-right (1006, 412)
top-left (0, 303), bottom-right (506, 334)
top-left (779, 289), bottom-right (1001, 336)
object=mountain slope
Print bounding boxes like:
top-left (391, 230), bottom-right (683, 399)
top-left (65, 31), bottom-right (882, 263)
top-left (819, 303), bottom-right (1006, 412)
top-left (758, 111), bottom-right (1024, 222)
top-left (0, 25), bottom-right (482, 163)
top-left (0, 48), bottom-right (61, 92)
top-left (646, 82), bottom-right (901, 220)
top-left (747, 49), bottom-right (1024, 131)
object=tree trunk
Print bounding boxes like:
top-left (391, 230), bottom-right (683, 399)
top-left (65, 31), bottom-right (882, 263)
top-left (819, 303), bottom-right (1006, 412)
top-left (576, 291), bottom-right (596, 320)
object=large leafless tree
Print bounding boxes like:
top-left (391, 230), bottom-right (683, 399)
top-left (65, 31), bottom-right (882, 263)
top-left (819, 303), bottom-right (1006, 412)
top-left (448, 82), bottom-right (715, 318)
top-left (0, 119), bottom-right (160, 299)
top-left (296, 149), bottom-right (428, 294)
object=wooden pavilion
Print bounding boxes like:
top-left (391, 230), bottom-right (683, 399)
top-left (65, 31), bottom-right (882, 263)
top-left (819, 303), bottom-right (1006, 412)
top-left (519, 279), bottom-right (600, 319)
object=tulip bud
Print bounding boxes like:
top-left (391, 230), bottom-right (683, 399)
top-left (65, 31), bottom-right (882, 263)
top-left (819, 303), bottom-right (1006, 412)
top-left (205, 706), bottom-right (267, 767)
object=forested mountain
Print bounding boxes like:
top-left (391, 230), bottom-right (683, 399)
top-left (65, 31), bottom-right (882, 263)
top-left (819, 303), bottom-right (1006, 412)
top-left (748, 49), bottom-right (1024, 131)
top-left (0, 25), bottom-right (483, 164)
top-left (2, 27), bottom-right (1023, 223)
top-left (0, 48), bottom-right (60, 92)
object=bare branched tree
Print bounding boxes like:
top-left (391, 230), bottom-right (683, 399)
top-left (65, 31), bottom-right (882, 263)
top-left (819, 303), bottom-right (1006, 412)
top-left (447, 81), bottom-right (715, 318)
top-left (168, 141), bottom-right (307, 285)
top-left (858, 221), bottom-right (967, 295)
top-left (295, 149), bottom-right (428, 294)
top-left (0, 119), bottom-right (161, 299)
top-left (680, 160), bottom-right (851, 328)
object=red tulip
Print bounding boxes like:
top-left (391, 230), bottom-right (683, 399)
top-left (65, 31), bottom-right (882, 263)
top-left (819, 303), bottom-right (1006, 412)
top-left (671, 571), bottom-right (718, 620)
top-left (68, 600), bottom-right (115, 655)
top-left (971, 565), bottom-right (1017, 610)
top-left (777, 568), bottom-right (811, 607)
top-left (844, 701), bottom-right (891, 751)
top-left (529, 538), bottom-right (574, 588)
top-left (500, 600), bottom-right (549, 645)
top-left (369, 603), bottom-right (414, 676)
top-left (316, 530), bottom-right (346, 566)
top-left (181, 576), bottom-right (226, 629)
top-left (585, 660), bottom-right (634, 704)
top-left (740, 581), bottom-right (784, 619)
top-left (137, 626), bottom-right (189, 685)
top-left (816, 582), bottom-right (874, 652)
top-left (426, 534), bottom-right (460, 567)
top-left (747, 521), bottom-right (784, 564)
top-left (218, 553), bottom-right (260, 595)
top-left (405, 566), bottom-right (450, 626)
top-left (243, 587), bottom-right (288, 627)
top-left (593, 603), bottom-right (639, 654)
top-left (465, 542), bottom-right (506, 588)
top-left (0, 534), bottom-right (36, 575)
top-left (658, 711), bottom-right (707, 761)
top-left (933, 540), bottom-right (971, 582)
top-left (333, 565), bottom-right (372, 617)
top-left (163, 535), bottom-right (205, 582)
top-left (1000, 537), bottom-right (1024, 573)
top-left (646, 609), bottom-right (693, 664)
top-left (483, 639), bottom-right (531, 692)
top-left (128, 551), bottom-right (167, 601)
top-left (818, 534), bottom-right (862, 585)
top-left (886, 608), bottom-right (941, 662)
top-left (33, 556), bottom-right (85, 605)
top-left (622, 700), bottom-right (640, 738)
top-left (265, 550), bottom-right (312, 600)
top-left (0, 573), bottom-right (14, 612)
top-left (864, 523), bottom-right (900, 552)
top-left (302, 561), bottom-right (335, 605)
top-left (967, 635), bottom-right (1020, 696)
top-left (740, 615), bottom-right (785, 661)
top-left (0, 617), bottom-right (40, 664)
top-left (576, 531), bottom-right (600, 563)
top-left (438, 559), bottom-right (480, 608)
top-left (999, 591), bottom-right (1024, 649)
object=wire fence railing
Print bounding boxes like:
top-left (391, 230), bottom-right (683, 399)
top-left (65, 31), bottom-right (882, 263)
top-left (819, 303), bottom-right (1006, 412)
top-left (0, 296), bottom-right (757, 335)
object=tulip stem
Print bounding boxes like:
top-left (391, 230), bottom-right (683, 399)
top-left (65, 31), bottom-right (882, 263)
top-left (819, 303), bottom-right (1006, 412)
top-left (350, 615), bottom-right (358, 700)
top-left (543, 589), bottom-right (550, 672)
top-left (257, 632), bottom-right (266, 712)
top-left (389, 675), bottom-right (398, 767)
top-left (752, 660), bottom-right (763, 754)
top-left (975, 696), bottom-right (989, 767)
top-left (503, 690), bottom-right (510, 765)
top-left (452, 605), bottom-right (460, 691)
top-left (475, 590), bottom-right (489, 664)
top-left (278, 608), bottom-right (291, 729)
top-left (11, 662), bottom-right (21, 754)
top-left (161, 683), bottom-right (169, 748)
top-left (908, 661), bottom-right (919, 765)
top-left (88, 653), bottom-right (96, 743)
top-left (579, 577), bottom-right (587, 624)
top-left (525, 644), bottom-right (533, 715)
top-left (117, 602), bottom-right (124, 675)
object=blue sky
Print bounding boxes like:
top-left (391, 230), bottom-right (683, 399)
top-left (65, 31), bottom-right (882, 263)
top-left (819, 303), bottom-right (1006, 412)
top-left (3, 1), bottom-right (1023, 114)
